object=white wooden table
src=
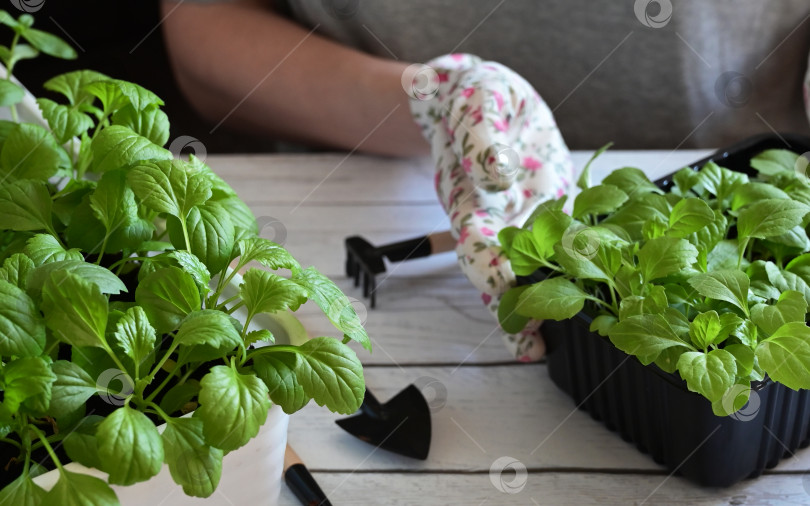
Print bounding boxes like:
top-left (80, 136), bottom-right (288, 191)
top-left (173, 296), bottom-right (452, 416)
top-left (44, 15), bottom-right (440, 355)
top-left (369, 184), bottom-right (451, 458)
top-left (208, 150), bottom-right (810, 505)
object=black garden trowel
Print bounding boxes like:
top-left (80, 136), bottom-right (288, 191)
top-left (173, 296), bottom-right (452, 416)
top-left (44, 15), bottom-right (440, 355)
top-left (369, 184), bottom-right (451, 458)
top-left (336, 386), bottom-right (432, 460)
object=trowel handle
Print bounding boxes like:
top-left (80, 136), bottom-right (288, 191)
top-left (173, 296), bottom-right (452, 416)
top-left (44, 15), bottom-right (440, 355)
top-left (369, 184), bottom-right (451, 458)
top-left (360, 388), bottom-right (384, 418)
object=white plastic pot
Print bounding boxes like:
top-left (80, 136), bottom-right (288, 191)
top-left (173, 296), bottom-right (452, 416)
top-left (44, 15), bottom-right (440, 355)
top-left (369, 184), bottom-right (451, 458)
top-left (33, 406), bottom-right (289, 505)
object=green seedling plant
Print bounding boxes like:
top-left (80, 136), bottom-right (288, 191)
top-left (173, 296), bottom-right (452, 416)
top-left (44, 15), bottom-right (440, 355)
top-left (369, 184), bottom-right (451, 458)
top-left (0, 11), bottom-right (368, 505)
top-left (499, 146), bottom-right (810, 416)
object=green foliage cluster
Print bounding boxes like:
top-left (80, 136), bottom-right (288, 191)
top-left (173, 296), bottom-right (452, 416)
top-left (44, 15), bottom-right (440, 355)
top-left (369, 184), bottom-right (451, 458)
top-left (0, 11), bottom-right (368, 505)
top-left (500, 146), bottom-right (810, 416)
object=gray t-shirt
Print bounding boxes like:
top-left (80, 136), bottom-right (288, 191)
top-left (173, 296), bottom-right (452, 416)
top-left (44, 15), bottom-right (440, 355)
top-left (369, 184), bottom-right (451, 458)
top-left (283, 0), bottom-right (810, 150)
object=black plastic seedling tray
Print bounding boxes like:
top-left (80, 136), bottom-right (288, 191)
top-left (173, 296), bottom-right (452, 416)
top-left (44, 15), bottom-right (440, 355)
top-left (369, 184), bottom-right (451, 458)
top-left (526, 133), bottom-right (810, 487)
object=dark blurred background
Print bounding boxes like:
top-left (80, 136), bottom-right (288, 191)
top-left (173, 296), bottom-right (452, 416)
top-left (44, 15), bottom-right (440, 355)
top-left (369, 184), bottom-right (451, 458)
top-left (11, 1), bottom-right (270, 153)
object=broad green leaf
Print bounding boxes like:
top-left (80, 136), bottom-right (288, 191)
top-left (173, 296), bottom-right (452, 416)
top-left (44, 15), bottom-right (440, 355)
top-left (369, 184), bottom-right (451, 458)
top-left (168, 203), bottom-right (234, 274)
top-left (49, 360), bottom-right (98, 419)
top-left (238, 237), bottom-right (299, 271)
top-left (602, 166), bottom-right (662, 197)
top-left (162, 417), bottom-right (223, 498)
top-left (0, 252), bottom-right (34, 289)
top-left (0, 79), bottom-right (23, 106)
top-left (672, 167), bottom-right (700, 195)
top-left (572, 184), bottom-right (628, 219)
top-left (245, 329), bottom-right (274, 345)
top-left (0, 179), bottom-right (54, 232)
top-left (91, 125), bottom-right (171, 173)
top-left (3, 356), bottom-right (55, 413)
top-left (687, 270), bottom-right (750, 313)
top-left (737, 199), bottom-right (809, 240)
top-left (28, 260), bottom-right (127, 300)
top-left (756, 321), bottom-right (810, 390)
top-left (516, 277), bottom-right (590, 321)
top-left (111, 104), bottom-right (170, 146)
top-left (97, 405), bottom-right (163, 485)
top-left (750, 290), bottom-right (807, 336)
top-left (41, 271), bottom-right (108, 348)
top-left (602, 193), bottom-right (670, 240)
top-left (128, 158), bottom-right (212, 218)
top-left (294, 337), bottom-right (365, 414)
top-left (43, 470), bottom-right (118, 506)
top-left (85, 79), bottom-right (164, 113)
top-left (677, 349), bottom-right (737, 403)
top-left (642, 214), bottom-right (668, 240)
top-left (0, 473), bottom-right (46, 506)
top-left (688, 310), bottom-right (729, 349)
top-left (292, 267), bottom-right (371, 351)
top-left (637, 237), bottom-right (698, 282)
top-left (198, 365), bottom-right (270, 452)
top-left (711, 381), bottom-right (753, 417)
top-left (167, 250), bottom-right (211, 291)
top-left (519, 195), bottom-right (568, 229)
top-left (750, 149), bottom-right (800, 176)
top-left (725, 344), bottom-right (755, 378)
top-left (0, 279), bottom-right (45, 357)
top-left (113, 306), bottom-right (156, 370)
top-left (698, 161), bottom-right (747, 203)
top-left (135, 266), bottom-right (201, 335)
top-left (89, 168), bottom-right (140, 235)
top-left (528, 209), bottom-right (573, 260)
top-left (253, 352), bottom-right (310, 414)
top-left (507, 229), bottom-right (546, 276)
top-left (0, 123), bottom-right (69, 180)
top-left (44, 470), bottom-right (118, 506)
top-left (764, 262), bottom-right (810, 306)
top-left (44, 70), bottom-right (110, 106)
top-left (608, 313), bottom-right (691, 364)
top-left (63, 415), bottom-right (104, 470)
top-left (20, 27), bottom-right (76, 59)
top-left (66, 193), bottom-right (153, 255)
top-left (36, 98), bottom-right (94, 144)
top-left (23, 234), bottom-right (83, 266)
top-left (668, 198), bottom-right (714, 237)
top-left (241, 268), bottom-right (308, 315)
top-left (497, 285), bottom-right (531, 334)
top-left (552, 230), bottom-right (620, 283)
top-left (175, 310), bottom-right (241, 350)
top-left (618, 286), bottom-right (667, 320)
top-left (585, 315), bottom-right (615, 337)
top-left (731, 182), bottom-right (789, 211)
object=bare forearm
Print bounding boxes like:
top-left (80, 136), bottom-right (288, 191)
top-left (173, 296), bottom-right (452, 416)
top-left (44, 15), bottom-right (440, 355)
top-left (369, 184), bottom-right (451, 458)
top-left (160, 0), bottom-right (428, 156)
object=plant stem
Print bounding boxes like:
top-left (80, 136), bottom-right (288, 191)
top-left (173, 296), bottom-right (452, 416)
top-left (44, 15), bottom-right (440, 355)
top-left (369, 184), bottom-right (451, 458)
top-left (102, 343), bottom-right (131, 382)
top-left (95, 233), bottom-right (110, 266)
top-left (180, 216), bottom-right (192, 252)
top-left (145, 341), bottom-right (180, 386)
top-left (146, 402), bottom-right (173, 424)
top-left (107, 255), bottom-right (152, 271)
top-left (0, 437), bottom-right (21, 449)
top-left (737, 238), bottom-right (749, 269)
top-left (143, 363), bottom-right (182, 404)
top-left (29, 425), bottom-right (64, 473)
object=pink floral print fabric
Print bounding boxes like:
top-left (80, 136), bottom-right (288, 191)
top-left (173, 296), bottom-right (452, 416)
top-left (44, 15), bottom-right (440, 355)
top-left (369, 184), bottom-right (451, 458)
top-left (409, 54), bottom-right (574, 361)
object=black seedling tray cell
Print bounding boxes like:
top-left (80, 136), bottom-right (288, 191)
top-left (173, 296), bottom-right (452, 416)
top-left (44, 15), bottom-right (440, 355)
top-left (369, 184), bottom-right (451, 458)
top-left (525, 133), bottom-right (810, 487)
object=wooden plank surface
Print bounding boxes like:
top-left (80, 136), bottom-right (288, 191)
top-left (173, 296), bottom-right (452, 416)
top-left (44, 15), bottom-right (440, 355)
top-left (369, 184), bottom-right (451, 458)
top-left (277, 472), bottom-right (810, 505)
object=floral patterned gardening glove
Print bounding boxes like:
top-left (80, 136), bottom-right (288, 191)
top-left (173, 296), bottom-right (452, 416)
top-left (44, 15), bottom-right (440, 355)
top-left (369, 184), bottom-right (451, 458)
top-left (407, 54), bottom-right (574, 361)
